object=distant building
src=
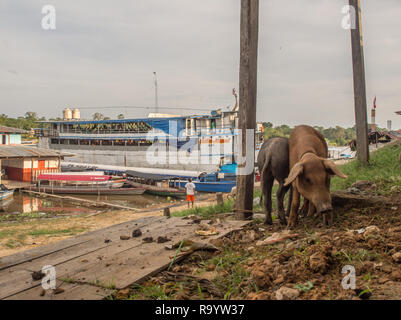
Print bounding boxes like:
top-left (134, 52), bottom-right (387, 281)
top-left (0, 126), bottom-right (26, 145)
top-left (0, 126), bottom-right (72, 182)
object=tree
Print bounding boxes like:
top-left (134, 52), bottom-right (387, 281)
top-left (262, 121), bottom-right (273, 129)
top-left (117, 114), bottom-right (125, 119)
top-left (24, 112), bottom-right (38, 120)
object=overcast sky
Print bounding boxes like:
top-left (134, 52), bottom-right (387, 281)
top-left (1, 0), bottom-right (400, 128)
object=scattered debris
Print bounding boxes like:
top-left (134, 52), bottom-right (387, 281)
top-left (157, 236), bottom-right (170, 243)
top-left (31, 271), bottom-right (45, 281)
top-left (354, 289), bottom-right (371, 300)
top-left (167, 239), bottom-right (219, 253)
top-left (195, 225), bottom-right (219, 236)
top-left (53, 288), bottom-right (65, 295)
top-left (256, 231), bottom-right (299, 246)
top-left (392, 252), bottom-right (401, 263)
top-left (142, 237), bottom-right (154, 243)
top-left (132, 229), bottom-right (142, 237)
top-left (364, 226), bottom-right (380, 238)
top-left (275, 287), bottom-right (300, 300)
top-left (115, 288), bottom-right (131, 299)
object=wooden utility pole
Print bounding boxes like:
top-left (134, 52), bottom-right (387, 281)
top-left (349, 0), bottom-right (369, 164)
top-left (235, 0), bottom-right (259, 220)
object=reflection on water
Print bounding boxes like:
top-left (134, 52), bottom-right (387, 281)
top-left (0, 191), bottom-right (171, 218)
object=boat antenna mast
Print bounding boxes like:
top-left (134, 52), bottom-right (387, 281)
top-left (153, 72), bottom-right (159, 113)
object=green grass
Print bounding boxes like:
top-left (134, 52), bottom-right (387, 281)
top-left (208, 247), bottom-right (255, 299)
top-left (0, 212), bottom-right (51, 222)
top-left (331, 141), bottom-right (401, 194)
top-left (27, 228), bottom-right (85, 237)
top-left (128, 284), bottom-right (172, 300)
top-left (172, 198), bottom-right (236, 219)
top-left (0, 226), bottom-right (88, 250)
top-left (171, 186), bottom-right (283, 219)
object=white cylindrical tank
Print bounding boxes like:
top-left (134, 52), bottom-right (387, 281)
top-left (63, 108), bottom-right (72, 120)
top-left (72, 108), bottom-right (81, 120)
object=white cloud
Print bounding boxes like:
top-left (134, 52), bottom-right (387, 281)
top-left (0, 0), bottom-right (400, 129)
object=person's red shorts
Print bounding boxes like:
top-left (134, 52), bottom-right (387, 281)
top-left (186, 195), bottom-right (195, 202)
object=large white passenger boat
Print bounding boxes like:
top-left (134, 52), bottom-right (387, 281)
top-left (35, 108), bottom-right (263, 172)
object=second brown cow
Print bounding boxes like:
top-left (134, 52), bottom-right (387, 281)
top-left (284, 125), bottom-right (347, 228)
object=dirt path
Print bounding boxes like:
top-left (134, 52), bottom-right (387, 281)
top-left (0, 194), bottom-right (218, 257)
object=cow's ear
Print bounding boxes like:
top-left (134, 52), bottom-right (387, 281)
top-left (324, 160), bottom-right (347, 179)
top-left (284, 163), bottom-right (303, 186)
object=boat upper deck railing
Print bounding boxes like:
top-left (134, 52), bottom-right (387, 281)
top-left (35, 126), bottom-right (241, 138)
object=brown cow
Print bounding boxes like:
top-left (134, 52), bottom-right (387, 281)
top-left (284, 125), bottom-right (347, 228)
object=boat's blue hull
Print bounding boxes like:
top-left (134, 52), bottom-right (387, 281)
top-left (170, 180), bottom-right (236, 193)
top-left (0, 190), bottom-right (14, 201)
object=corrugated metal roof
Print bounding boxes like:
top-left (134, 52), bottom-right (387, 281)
top-left (0, 126), bottom-right (28, 134)
top-left (0, 145), bottom-right (74, 159)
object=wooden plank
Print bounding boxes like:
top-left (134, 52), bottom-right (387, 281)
top-left (235, 0), bottom-right (259, 219)
top-left (0, 216), bottom-right (162, 270)
top-left (0, 216), bottom-right (165, 299)
top-left (6, 280), bottom-right (112, 300)
top-left (3, 217), bottom-right (249, 300)
top-left (349, 0), bottom-right (369, 164)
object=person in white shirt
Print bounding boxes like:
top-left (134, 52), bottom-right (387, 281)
top-left (185, 178), bottom-right (196, 208)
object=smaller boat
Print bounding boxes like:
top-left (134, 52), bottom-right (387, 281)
top-left (125, 170), bottom-right (186, 198)
top-left (169, 163), bottom-right (237, 193)
top-left (0, 183), bottom-right (14, 201)
top-left (125, 180), bottom-right (186, 198)
top-left (170, 180), bottom-right (236, 193)
top-left (28, 186), bottom-right (145, 195)
top-left (0, 189), bottom-right (14, 201)
top-left (37, 173), bottom-right (126, 188)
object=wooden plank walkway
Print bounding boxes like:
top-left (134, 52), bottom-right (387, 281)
top-left (0, 215), bottom-right (248, 300)
top-left (21, 190), bottom-right (139, 211)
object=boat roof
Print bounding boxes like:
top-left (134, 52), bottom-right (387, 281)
top-left (62, 161), bottom-right (204, 179)
top-left (0, 146), bottom-right (74, 159)
top-left (38, 173), bottom-right (112, 182)
top-left (126, 170), bottom-right (182, 181)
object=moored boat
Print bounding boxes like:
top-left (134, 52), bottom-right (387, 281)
top-left (32, 173), bottom-right (144, 195)
top-left (126, 170), bottom-right (187, 197)
top-left (125, 180), bottom-right (186, 198)
top-left (27, 185), bottom-right (145, 195)
top-left (37, 173), bottom-right (126, 188)
top-left (169, 168), bottom-right (237, 193)
top-left (170, 180), bottom-right (236, 193)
